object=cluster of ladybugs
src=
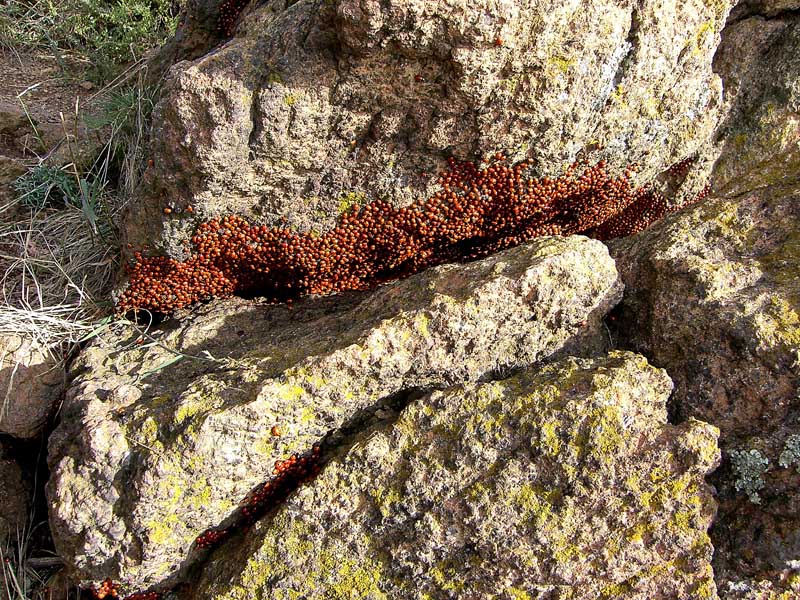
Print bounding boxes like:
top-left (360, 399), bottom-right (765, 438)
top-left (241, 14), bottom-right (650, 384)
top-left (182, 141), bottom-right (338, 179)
top-left (668, 157), bottom-right (696, 178)
top-left (118, 155), bottom-right (700, 315)
top-left (195, 444), bottom-right (323, 552)
top-left (217, 0), bottom-right (250, 36)
top-left (242, 445), bottom-right (323, 520)
top-left (90, 578), bottom-right (160, 600)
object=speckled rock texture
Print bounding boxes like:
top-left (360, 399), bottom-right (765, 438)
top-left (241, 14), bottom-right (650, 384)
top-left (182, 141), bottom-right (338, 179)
top-left (192, 351), bottom-right (720, 600)
top-left (0, 334), bottom-right (64, 439)
top-left (124, 0), bottom-right (731, 258)
top-left (47, 235), bottom-right (622, 590)
top-left (610, 187), bottom-right (800, 598)
top-left (0, 441), bottom-right (29, 547)
top-left (712, 9), bottom-right (800, 198)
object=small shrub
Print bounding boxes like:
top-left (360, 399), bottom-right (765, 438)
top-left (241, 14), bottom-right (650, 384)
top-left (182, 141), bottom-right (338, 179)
top-left (0, 0), bottom-right (180, 82)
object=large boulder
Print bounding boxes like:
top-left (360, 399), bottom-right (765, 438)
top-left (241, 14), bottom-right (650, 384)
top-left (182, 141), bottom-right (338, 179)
top-left (608, 10), bottom-right (800, 596)
top-left (195, 352), bottom-right (720, 599)
top-left (47, 235), bottom-right (622, 590)
top-left (0, 334), bottom-right (64, 439)
top-left (610, 186), bottom-right (800, 598)
top-left (125, 0), bottom-right (732, 258)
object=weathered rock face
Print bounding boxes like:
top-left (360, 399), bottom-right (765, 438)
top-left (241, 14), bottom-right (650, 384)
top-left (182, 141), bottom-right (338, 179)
top-left (147, 0), bottom-right (235, 77)
top-left (126, 0), bottom-right (731, 258)
top-left (0, 334), bottom-right (64, 439)
top-left (0, 441), bottom-right (30, 547)
top-left (607, 9), bottom-right (800, 596)
top-left (712, 12), bottom-right (800, 198)
top-left (194, 352), bottom-right (720, 600)
top-left (47, 235), bottom-right (622, 589)
top-left (609, 187), bottom-right (800, 597)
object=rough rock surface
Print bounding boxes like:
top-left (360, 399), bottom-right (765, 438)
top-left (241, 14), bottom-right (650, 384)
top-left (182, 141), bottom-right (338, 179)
top-left (0, 441), bottom-right (30, 546)
top-left (608, 10), bottom-right (800, 596)
top-left (125, 0), bottom-right (731, 258)
top-left (712, 11), bottom-right (800, 198)
top-left (728, 1), bottom-right (800, 21)
top-left (194, 352), bottom-right (720, 600)
top-left (0, 334), bottom-right (64, 439)
top-left (48, 235), bottom-right (622, 589)
top-left (147, 0), bottom-right (238, 79)
top-left (610, 187), bottom-right (800, 597)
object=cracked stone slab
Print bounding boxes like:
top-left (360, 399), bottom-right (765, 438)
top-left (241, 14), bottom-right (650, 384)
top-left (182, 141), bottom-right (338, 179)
top-left (47, 235), bottom-right (621, 590)
top-left (195, 351), bottom-right (721, 600)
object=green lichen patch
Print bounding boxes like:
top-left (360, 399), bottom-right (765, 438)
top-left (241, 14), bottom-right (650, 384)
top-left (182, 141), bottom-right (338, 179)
top-left (779, 435), bottom-right (800, 470)
top-left (730, 448), bottom-right (770, 504)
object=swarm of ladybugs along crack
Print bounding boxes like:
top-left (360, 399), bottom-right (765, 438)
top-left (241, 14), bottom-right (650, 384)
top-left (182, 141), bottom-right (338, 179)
top-left (120, 157), bottom-right (697, 315)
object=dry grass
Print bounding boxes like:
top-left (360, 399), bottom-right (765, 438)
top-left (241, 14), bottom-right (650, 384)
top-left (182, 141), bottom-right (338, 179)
top-left (0, 64), bottom-right (158, 358)
top-left (0, 203), bottom-right (118, 349)
top-left (1, 526), bottom-right (52, 600)
top-left (0, 6), bottom-right (175, 598)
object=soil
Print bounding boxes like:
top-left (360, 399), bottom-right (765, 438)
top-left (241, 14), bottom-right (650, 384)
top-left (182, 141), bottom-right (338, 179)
top-left (0, 50), bottom-right (96, 159)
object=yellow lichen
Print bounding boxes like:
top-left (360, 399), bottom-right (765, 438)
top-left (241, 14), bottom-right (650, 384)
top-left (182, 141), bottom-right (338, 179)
top-left (370, 486), bottom-right (402, 518)
top-left (337, 192), bottom-right (366, 215)
top-left (507, 588), bottom-right (532, 600)
top-left (539, 420), bottom-right (562, 455)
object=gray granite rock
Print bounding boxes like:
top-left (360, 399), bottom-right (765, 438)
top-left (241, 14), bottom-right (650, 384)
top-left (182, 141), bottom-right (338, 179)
top-left (47, 235), bottom-right (621, 590)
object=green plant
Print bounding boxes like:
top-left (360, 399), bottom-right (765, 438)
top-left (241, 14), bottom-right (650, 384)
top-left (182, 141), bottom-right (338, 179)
top-left (13, 165), bottom-right (80, 210)
top-left (0, 61), bottom-right (161, 379)
top-left (88, 84), bottom-right (154, 135)
top-left (86, 81), bottom-right (158, 198)
top-left (0, 0), bottom-right (180, 83)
